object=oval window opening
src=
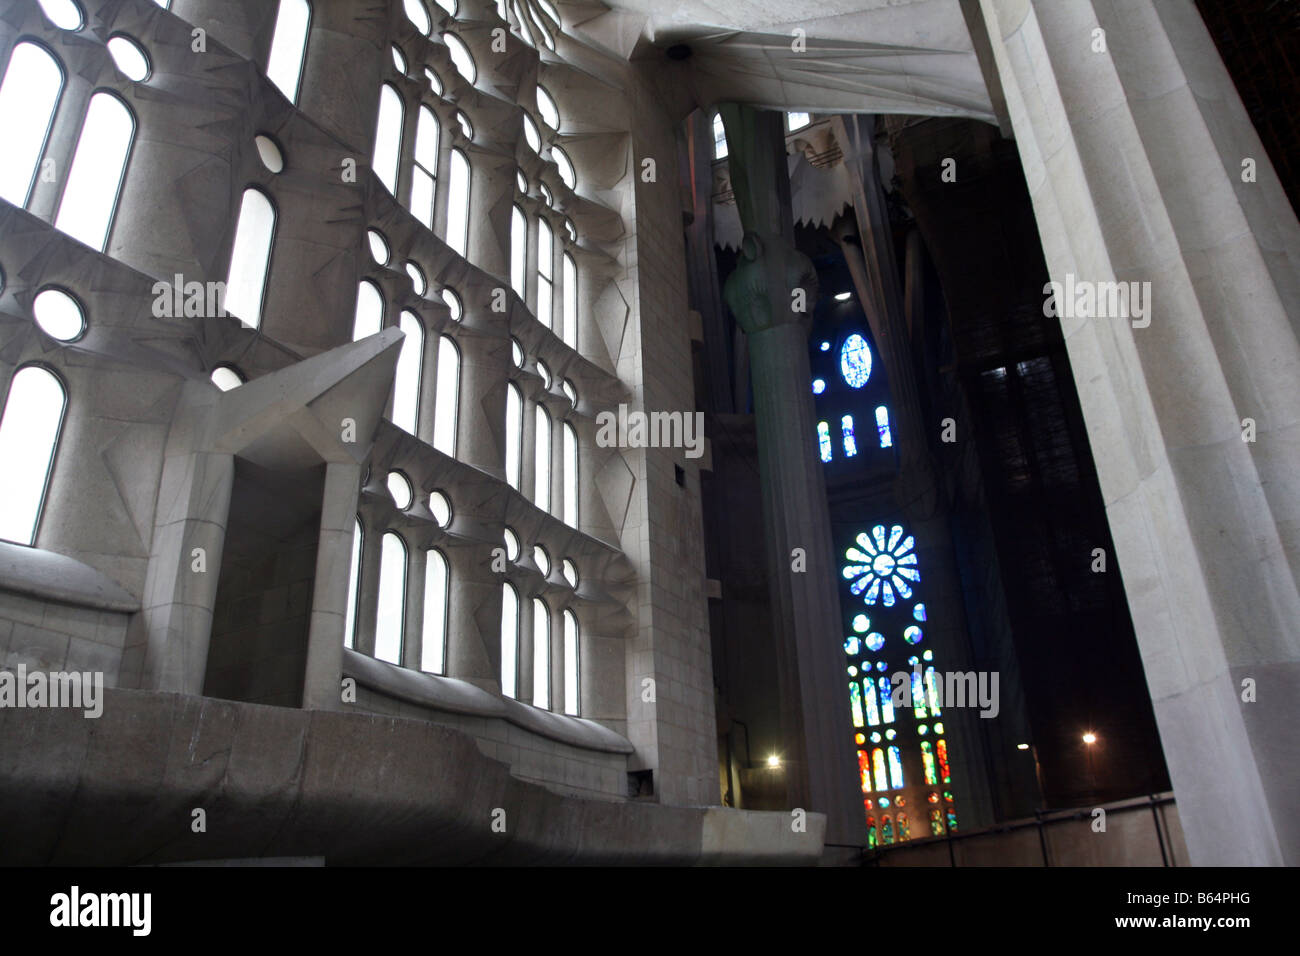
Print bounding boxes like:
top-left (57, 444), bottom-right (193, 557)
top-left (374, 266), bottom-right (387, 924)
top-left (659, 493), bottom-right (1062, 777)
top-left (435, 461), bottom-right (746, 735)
top-left (33, 288), bottom-right (85, 341)
top-left (405, 261), bottom-right (427, 295)
top-left (429, 490), bottom-right (451, 527)
top-left (254, 134), bottom-right (284, 173)
top-left (210, 366), bottom-right (244, 391)
top-left (38, 0), bottom-right (84, 31)
top-left (840, 333), bottom-right (873, 388)
top-left (367, 229), bottom-right (390, 265)
top-left (387, 470), bottom-right (413, 510)
top-left (107, 35), bottom-right (150, 81)
top-left (441, 288), bottom-right (462, 321)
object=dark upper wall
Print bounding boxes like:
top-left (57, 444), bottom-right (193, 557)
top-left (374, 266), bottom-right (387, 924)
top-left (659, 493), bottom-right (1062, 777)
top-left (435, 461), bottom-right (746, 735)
top-left (886, 115), bottom-right (1172, 807)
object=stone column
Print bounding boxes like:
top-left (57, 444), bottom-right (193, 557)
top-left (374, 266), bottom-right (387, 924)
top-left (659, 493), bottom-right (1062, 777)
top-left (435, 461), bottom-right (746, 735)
top-left (302, 460), bottom-right (363, 709)
top-left (978, 0), bottom-right (1300, 864)
top-left (718, 104), bottom-right (862, 847)
top-left (138, 446), bottom-right (234, 694)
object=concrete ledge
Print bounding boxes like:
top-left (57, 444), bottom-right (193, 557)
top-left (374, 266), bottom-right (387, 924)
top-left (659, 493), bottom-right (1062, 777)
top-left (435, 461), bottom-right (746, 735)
top-left (0, 688), bottom-right (825, 865)
top-left (0, 541), bottom-right (139, 613)
top-left (343, 649), bottom-right (635, 755)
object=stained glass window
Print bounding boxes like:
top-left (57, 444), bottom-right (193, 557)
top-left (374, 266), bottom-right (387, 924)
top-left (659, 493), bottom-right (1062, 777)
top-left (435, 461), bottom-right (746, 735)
top-left (840, 334), bottom-right (872, 388)
top-left (880, 814), bottom-right (894, 845)
top-left (872, 748), bottom-right (888, 792)
top-left (875, 405), bottom-right (892, 447)
top-left (864, 678), bottom-right (880, 726)
top-left (911, 668), bottom-right (927, 718)
top-left (842, 525), bottom-right (918, 607)
top-left (849, 680), bottom-right (864, 728)
top-left (925, 666), bottom-right (942, 716)
top-left (877, 676), bottom-right (894, 724)
top-left (839, 522), bottom-right (956, 843)
top-left (887, 745), bottom-right (904, 789)
top-left (841, 415), bottom-right (857, 457)
top-left (817, 421), bottom-right (831, 462)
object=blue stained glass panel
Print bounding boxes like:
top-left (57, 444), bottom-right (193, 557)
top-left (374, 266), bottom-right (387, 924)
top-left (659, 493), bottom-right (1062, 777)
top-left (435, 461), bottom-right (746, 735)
top-left (817, 421), bottom-right (831, 462)
top-left (876, 405), bottom-right (892, 447)
top-left (841, 415), bottom-right (857, 456)
top-left (840, 334), bottom-right (872, 388)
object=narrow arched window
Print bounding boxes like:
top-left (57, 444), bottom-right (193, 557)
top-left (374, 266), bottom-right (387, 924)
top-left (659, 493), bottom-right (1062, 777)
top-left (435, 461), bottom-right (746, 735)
top-left (510, 205), bottom-right (526, 297)
top-left (536, 86), bottom-right (559, 130)
top-left (562, 608), bottom-right (579, 716)
top-left (433, 335), bottom-right (459, 455)
top-left (352, 279), bottom-right (383, 340)
top-left (500, 582), bottom-right (518, 698)
top-left (267, 0), bottom-right (311, 103)
top-left (505, 382), bottom-right (522, 488)
top-left (876, 405), bottom-right (893, 448)
top-left (443, 33), bottom-right (475, 85)
top-left (55, 91), bottom-right (134, 252)
top-left (375, 530), bottom-right (407, 665)
top-left (534, 404), bottom-right (550, 512)
top-left (0, 366), bottom-right (66, 546)
top-left (532, 598), bottom-right (549, 709)
top-left (422, 548), bottom-right (448, 674)
top-left (446, 148), bottom-right (470, 256)
top-left (411, 105), bottom-right (439, 228)
top-left (562, 421), bottom-right (577, 527)
top-left (223, 188), bottom-right (276, 329)
top-left (552, 146), bottom-right (575, 190)
top-left (888, 745), bottom-right (905, 789)
top-left (522, 114), bottom-right (540, 153)
top-left (536, 217), bottom-right (553, 328)
top-left (393, 310), bottom-right (424, 435)
top-left (512, 0), bottom-right (536, 47)
top-left (0, 42), bottom-right (64, 207)
top-left (343, 517), bottom-right (363, 650)
top-left (373, 83), bottom-right (403, 196)
top-left (561, 252), bottom-right (577, 348)
top-left (712, 113), bottom-right (727, 159)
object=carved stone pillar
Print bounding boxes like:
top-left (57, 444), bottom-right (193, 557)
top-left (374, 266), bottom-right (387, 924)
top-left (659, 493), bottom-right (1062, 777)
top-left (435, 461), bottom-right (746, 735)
top-left (718, 104), bottom-right (862, 847)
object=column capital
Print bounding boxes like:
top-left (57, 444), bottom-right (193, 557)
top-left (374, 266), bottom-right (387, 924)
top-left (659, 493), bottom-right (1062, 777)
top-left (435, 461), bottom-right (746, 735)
top-left (722, 230), bottom-right (819, 336)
